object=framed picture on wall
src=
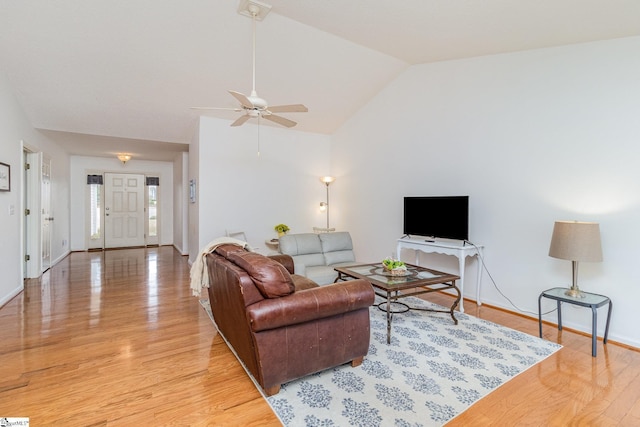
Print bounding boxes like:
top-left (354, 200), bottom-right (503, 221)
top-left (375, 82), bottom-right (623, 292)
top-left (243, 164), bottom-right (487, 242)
top-left (0, 162), bottom-right (10, 191)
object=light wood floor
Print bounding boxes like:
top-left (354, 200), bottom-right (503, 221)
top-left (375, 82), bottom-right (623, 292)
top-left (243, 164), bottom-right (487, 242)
top-left (1, 246), bottom-right (639, 426)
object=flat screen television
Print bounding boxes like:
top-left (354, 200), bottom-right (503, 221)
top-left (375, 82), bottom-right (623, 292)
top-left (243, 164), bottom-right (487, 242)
top-left (403, 196), bottom-right (469, 241)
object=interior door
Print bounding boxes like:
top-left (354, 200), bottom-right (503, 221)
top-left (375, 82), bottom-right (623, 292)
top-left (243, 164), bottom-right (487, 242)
top-left (41, 156), bottom-right (52, 272)
top-left (23, 149), bottom-right (31, 278)
top-left (104, 173), bottom-right (145, 248)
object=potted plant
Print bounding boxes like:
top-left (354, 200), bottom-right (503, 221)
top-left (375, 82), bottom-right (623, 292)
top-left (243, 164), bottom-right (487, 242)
top-left (274, 223), bottom-right (290, 237)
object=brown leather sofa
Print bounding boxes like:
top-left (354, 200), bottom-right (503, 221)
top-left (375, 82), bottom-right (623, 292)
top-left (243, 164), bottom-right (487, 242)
top-left (206, 244), bottom-right (374, 396)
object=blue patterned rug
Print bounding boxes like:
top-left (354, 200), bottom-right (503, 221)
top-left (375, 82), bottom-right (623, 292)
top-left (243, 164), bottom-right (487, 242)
top-left (201, 296), bottom-right (561, 426)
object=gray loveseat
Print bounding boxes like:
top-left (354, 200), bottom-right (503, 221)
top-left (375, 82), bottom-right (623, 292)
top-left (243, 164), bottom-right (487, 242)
top-left (278, 232), bottom-right (358, 285)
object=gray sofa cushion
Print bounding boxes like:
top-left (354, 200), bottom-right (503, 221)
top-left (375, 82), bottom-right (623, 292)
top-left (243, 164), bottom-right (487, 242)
top-left (279, 233), bottom-right (322, 255)
top-left (279, 231), bottom-right (358, 285)
top-left (305, 266), bottom-right (340, 286)
top-left (320, 232), bottom-right (355, 265)
top-left (319, 232), bottom-right (353, 252)
top-left (324, 250), bottom-right (355, 266)
top-left (279, 233), bottom-right (326, 275)
top-left (291, 253), bottom-right (325, 276)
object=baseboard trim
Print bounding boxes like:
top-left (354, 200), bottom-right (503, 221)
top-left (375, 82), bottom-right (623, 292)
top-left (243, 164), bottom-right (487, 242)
top-left (0, 284), bottom-right (24, 309)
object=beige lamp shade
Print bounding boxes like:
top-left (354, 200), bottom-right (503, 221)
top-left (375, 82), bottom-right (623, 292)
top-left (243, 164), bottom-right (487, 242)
top-left (549, 221), bottom-right (603, 262)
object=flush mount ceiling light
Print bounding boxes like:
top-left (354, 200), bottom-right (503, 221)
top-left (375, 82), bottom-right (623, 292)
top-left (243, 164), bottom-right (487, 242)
top-left (117, 154), bottom-right (132, 165)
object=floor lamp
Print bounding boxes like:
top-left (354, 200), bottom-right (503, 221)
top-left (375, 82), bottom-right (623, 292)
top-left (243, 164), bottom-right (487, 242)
top-left (548, 220), bottom-right (603, 298)
top-left (319, 176), bottom-right (335, 229)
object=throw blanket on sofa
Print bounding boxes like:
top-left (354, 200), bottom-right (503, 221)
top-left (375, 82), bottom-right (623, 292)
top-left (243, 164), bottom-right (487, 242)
top-left (190, 237), bottom-right (252, 297)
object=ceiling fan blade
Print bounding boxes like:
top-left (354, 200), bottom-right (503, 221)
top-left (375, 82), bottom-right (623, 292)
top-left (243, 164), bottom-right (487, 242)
top-left (263, 114), bottom-right (297, 128)
top-left (267, 104), bottom-right (308, 113)
top-left (230, 115), bottom-right (251, 127)
top-left (191, 107), bottom-right (242, 111)
top-left (228, 90), bottom-right (254, 109)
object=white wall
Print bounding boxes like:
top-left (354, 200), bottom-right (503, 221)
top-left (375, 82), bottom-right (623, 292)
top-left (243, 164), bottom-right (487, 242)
top-left (69, 155), bottom-right (175, 250)
top-left (333, 36), bottom-right (640, 347)
top-left (0, 72), bottom-right (28, 305)
top-left (0, 71), bottom-right (70, 305)
top-left (188, 124), bottom-right (200, 262)
top-left (190, 116), bottom-right (331, 262)
top-left (173, 152), bottom-right (189, 255)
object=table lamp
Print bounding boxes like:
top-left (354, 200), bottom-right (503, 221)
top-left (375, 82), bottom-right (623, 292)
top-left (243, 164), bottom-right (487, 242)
top-left (548, 220), bottom-right (602, 298)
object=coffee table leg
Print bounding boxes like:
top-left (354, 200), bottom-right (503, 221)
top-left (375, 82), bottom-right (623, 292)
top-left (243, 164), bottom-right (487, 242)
top-left (450, 281), bottom-right (461, 325)
top-left (386, 291), bottom-right (392, 344)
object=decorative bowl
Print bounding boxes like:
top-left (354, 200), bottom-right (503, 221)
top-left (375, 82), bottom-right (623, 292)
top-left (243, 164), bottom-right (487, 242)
top-left (385, 267), bottom-right (406, 276)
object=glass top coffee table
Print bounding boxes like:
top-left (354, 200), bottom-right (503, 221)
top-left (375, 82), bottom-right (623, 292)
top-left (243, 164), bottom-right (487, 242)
top-left (334, 263), bottom-right (461, 343)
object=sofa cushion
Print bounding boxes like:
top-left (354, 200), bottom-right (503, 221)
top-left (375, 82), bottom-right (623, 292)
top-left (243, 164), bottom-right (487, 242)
top-left (324, 250), bottom-right (355, 266)
top-left (319, 232), bottom-right (353, 252)
top-left (305, 265), bottom-right (341, 286)
top-left (293, 253), bottom-right (326, 268)
top-left (279, 233), bottom-right (323, 255)
top-left (319, 232), bottom-right (355, 265)
top-left (214, 243), bottom-right (247, 259)
top-left (291, 274), bottom-right (319, 291)
top-left (227, 251), bottom-right (295, 298)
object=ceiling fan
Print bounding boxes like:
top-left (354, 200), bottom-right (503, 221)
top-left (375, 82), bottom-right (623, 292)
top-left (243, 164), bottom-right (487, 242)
top-left (192, 0), bottom-right (308, 128)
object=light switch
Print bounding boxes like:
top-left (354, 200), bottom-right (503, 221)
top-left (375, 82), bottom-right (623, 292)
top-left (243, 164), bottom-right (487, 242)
top-left (9, 205), bottom-right (15, 215)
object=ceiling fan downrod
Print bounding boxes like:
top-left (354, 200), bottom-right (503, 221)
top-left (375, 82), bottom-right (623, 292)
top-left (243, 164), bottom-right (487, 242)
top-left (249, 4), bottom-right (259, 98)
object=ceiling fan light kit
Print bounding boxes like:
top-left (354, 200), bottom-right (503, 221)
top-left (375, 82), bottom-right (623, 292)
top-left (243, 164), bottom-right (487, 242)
top-left (192, 0), bottom-right (307, 128)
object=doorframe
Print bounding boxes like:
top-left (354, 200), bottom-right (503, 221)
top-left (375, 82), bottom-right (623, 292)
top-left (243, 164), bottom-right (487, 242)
top-left (22, 145), bottom-right (42, 279)
top-left (85, 171), bottom-right (161, 249)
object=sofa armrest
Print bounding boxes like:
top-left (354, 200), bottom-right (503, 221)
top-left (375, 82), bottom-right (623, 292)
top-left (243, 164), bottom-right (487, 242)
top-left (247, 279), bottom-right (374, 332)
top-left (268, 254), bottom-right (294, 274)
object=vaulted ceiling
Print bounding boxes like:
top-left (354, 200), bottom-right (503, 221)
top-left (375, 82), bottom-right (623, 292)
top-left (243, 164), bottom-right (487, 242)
top-left (1, 0), bottom-right (639, 160)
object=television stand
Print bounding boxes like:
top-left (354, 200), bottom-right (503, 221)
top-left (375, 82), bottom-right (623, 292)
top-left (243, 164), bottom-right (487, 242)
top-left (396, 237), bottom-right (484, 313)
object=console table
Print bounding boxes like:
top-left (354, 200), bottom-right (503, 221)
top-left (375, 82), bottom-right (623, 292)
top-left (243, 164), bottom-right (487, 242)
top-left (396, 237), bottom-right (484, 312)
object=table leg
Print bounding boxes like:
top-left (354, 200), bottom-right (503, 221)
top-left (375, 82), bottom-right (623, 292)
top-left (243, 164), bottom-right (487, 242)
top-left (386, 291), bottom-right (392, 344)
top-left (604, 300), bottom-right (612, 345)
top-left (591, 306), bottom-right (598, 357)
top-left (458, 256), bottom-right (465, 313)
top-left (450, 281), bottom-right (460, 325)
top-left (476, 249), bottom-right (483, 306)
top-left (557, 301), bottom-right (562, 330)
top-left (538, 294), bottom-right (543, 338)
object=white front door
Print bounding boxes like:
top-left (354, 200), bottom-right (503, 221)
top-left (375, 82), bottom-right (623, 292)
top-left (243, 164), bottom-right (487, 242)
top-left (104, 173), bottom-right (145, 248)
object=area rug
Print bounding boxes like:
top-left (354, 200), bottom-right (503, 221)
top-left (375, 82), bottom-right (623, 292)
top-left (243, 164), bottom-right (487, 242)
top-left (200, 296), bottom-right (561, 427)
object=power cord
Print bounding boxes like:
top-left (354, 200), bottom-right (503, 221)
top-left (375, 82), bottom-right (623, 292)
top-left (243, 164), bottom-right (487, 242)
top-left (463, 239), bottom-right (557, 317)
